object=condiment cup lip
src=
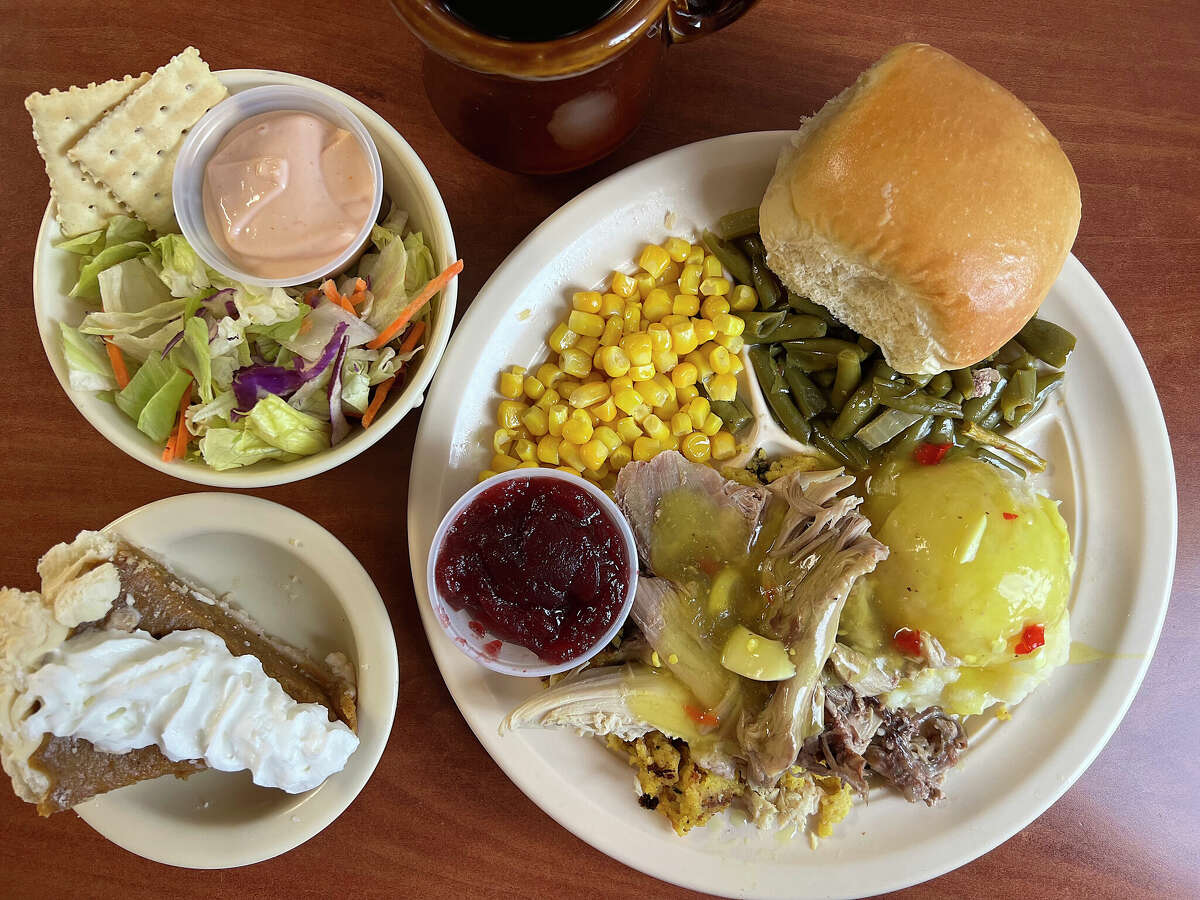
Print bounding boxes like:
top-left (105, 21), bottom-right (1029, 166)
top-left (172, 84), bottom-right (384, 288)
top-left (426, 468), bottom-right (639, 677)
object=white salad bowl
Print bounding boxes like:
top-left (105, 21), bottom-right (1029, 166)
top-left (32, 68), bottom-right (457, 488)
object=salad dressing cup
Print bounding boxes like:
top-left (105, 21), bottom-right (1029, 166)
top-left (393, 0), bottom-right (760, 173)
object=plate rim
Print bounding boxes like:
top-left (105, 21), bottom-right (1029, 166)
top-left (31, 67), bottom-right (458, 488)
top-left (73, 491), bottom-right (399, 869)
top-left (406, 131), bottom-right (1178, 897)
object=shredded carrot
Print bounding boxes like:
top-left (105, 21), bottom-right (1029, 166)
top-left (366, 259), bottom-right (463, 350)
top-left (321, 279), bottom-right (356, 315)
top-left (162, 384), bottom-right (193, 462)
top-left (399, 319), bottom-right (426, 354)
top-left (360, 376), bottom-right (396, 429)
top-left (104, 338), bottom-right (130, 389)
top-left (299, 317), bottom-right (314, 335)
top-left (347, 277), bottom-right (369, 307)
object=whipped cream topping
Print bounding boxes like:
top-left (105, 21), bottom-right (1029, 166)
top-left (20, 627), bottom-right (358, 794)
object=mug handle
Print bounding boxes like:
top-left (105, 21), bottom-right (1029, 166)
top-left (666, 0), bottom-right (760, 42)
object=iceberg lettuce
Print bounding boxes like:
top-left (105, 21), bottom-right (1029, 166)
top-left (244, 395), bottom-right (329, 456)
top-left (59, 323), bottom-right (117, 392)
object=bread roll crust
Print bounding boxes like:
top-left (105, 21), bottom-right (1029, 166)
top-left (760, 43), bottom-right (1081, 374)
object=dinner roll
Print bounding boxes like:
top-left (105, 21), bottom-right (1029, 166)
top-left (759, 43), bottom-right (1081, 375)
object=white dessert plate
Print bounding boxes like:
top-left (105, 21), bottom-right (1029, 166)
top-left (73, 493), bottom-right (398, 869)
top-left (405, 132), bottom-right (1177, 898)
top-left (31, 68), bottom-right (457, 488)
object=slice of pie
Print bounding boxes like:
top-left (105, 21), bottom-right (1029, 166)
top-left (0, 531), bottom-right (359, 816)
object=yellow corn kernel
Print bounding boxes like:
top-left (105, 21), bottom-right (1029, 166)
top-left (700, 276), bottom-right (731, 296)
top-left (709, 372), bottom-right (738, 402)
top-left (521, 405), bottom-right (549, 436)
top-left (701, 412), bottom-right (724, 436)
top-left (711, 430), bottom-right (736, 460)
top-left (708, 345), bottom-right (732, 374)
top-left (616, 417), bottom-right (642, 443)
top-left (669, 320), bottom-right (698, 355)
top-left (701, 254), bottom-right (723, 278)
top-left (644, 323), bottom-right (670, 352)
top-left (686, 243), bottom-right (705, 265)
top-left (536, 434), bottom-right (562, 464)
top-left (670, 411), bottom-right (693, 436)
top-left (622, 302), bottom-right (642, 334)
top-left (729, 284), bottom-right (758, 311)
top-left (582, 460), bottom-right (610, 482)
top-left (614, 388), bottom-right (643, 415)
top-left (677, 384), bottom-right (700, 404)
top-left (671, 362), bottom-right (698, 388)
top-left (547, 403), bottom-right (569, 436)
top-left (513, 438), bottom-right (537, 462)
top-left (654, 397), bottom-right (679, 420)
top-left (593, 425), bottom-right (622, 452)
top-left (568, 309), bottom-right (605, 338)
top-left (580, 438), bottom-right (610, 471)
top-left (693, 318), bottom-right (717, 344)
top-left (596, 345), bottom-right (630, 378)
top-left (713, 311), bottom-right (744, 336)
top-left (572, 291), bottom-right (603, 313)
top-left (619, 333), bottom-right (653, 367)
top-left (657, 260), bottom-right (681, 286)
top-left (610, 271), bottom-right (637, 298)
top-left (559, 441), bottom-right (585, 471)
top-left (593, 396), bottom-right (617, 422)
top-left (714, 332), bottom-right (745, 354)
top-left (498, 370), bottom-right (523, 399)
top-left (633, 436), bottom-right (660, 461)
top-left (637, 244), bottom-right (671, 279)
top-left (492, 428), bottom-right (515, 455)
top-left (569, 381), bottom-right (611, 409)
top-left (517, 460), bottom-right (540, 469)
top-left (687, 396), bottom-right (711, 429)
top-left (559, 348), bottom-right (592, 378)
top-left (562, 409), bottom-right (594, 444)
top-left (700, 295), bottom-right (730, 320)
top-left (548, 321), bottom-right (577, 352)
top-left (678, 263), bottom-right (702, 295)
top-left (599, 316), bottom-right (623, 347)
top-left (642, 414), bottom-right (669, 442)
top-left (653, 372), bottom-right (676, 399)
top-left (684, 349), bottom-right (715, 382)
top-left (610, 374), bottom-right (634, 394)
top-left (651, 348), bottom-right (678, 374)
top-left (642, 289), bottom-right (672, 323)
top-left (536, 363), bottom-right (564, 388)
top-left (477, 469), bottom-right (497, 483)
top-left (673, 294), bottom-right (700, 317)
top-left (636, 379), bottom-right (669, 408)
top-left (659, 313), bottom-right (686, 328)
top-left (628, 363), bottom-right (656, 382)
top-left (599, 292), bottom-right (625, 318)
top-left (522, 375), bottom-right (545, 402)
top-left (633, 272), bottom-right (656, 300)
top-left (491, 453), bottom-right (520, 472)
top-left (630, 402), bottom-right (652, 423)
top-left (575, 335), bottom-right (600, 357)
top-left (663, 237), bottom-right (691, 262)
top-left (728, 354), bottom-right (744, 375)
top-left (665, 433), bottom-right (684, 452)
top-left (497, 400), bottom-right (528, 430)
top-left (556, 465), bottom-right (582, 478)
top-left (680, 431), bottom-right (712, 462)
top-left (609, 444), bottom-right (633, 470)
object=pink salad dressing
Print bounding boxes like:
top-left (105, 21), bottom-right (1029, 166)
top-left (202, 110), bottom-right (375, 279)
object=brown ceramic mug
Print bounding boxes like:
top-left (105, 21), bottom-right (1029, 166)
top-left (392, 0), bottom-right (760, 174)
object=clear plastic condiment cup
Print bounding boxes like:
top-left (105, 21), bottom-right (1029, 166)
top-left (427, 468), bottom-right (639, 677)
top-left (172, 84), bottom-right (384, 288)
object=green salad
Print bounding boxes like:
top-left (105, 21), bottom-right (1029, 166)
top-left (57, 210), bottom-right (460, 470)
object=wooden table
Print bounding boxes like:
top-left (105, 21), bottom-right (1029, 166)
top-left (1, 1), bottom-right (1196, 897)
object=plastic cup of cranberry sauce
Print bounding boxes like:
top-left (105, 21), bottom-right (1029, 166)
top-left (427, 469), bottom-right (638, 677)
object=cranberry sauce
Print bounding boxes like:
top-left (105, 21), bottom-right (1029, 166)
top-left (435, 476), bottom-right (630, 664)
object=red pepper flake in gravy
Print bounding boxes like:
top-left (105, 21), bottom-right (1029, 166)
top-left (1014, 623), bottom-right (1046, 655)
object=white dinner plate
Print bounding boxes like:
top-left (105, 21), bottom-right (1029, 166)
top-left (74, 493), bottom-right (398, 869)
top-left (406, 132), bottom-right (1177, 898)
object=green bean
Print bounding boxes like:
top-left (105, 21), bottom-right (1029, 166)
top-left (854, 408), bottom-right (924, 450)
top-left (809, 419), bottom-right (867, 468)
top-left (1011, 371), bottom-right (1065, 426)
top-left (710, 400), bottom-right (752, 433)
top-left (857, 335), bottom-right (878, 355)
top-left (765, 388), bottom-right (811, 442)
top-left (813, 369), bottom-right (836, 389)
top-left (906, 373), bottom-right (934, 388)
top-left (927, 372), bottom-right (953, 398)
top-left (782, 348), bottom-right (841, 372)
top-left (972, 448), bottom-right (1027, 478)
top-left (980, 408), bottom-right (1003, 430)
top-left (1017, 317), bottom-right (1076, 368)
top-left (786, 292), bottom-right (839, 325)
top-left (739, 235), bottom-right (782, 309)
top-left (962, 374), bottom-right (1008, 423)
top-left (717, 207), bottom-right (760, 239)
top-left (951, 367), bottom-right (976, 398)
top-left (889, 415), bottom-right (935, 457)
top-left (743, 314), bottom-right (827, 343)
top-left (782, 365), bottom-right (827, 419)
top-left (830, 379), bottom-right (880, 440)
top-left (1000, 367), bottom-right (1037, 424)
top-left (873, 380), bottom-right (964, 417)
top-left (959, 420), bottom-right (1047, 472)
top-left (740, 310), bottom-right (788, 341)
top-left (780, 337), bottom-right (868, 358)
top-left (701, 230), bottom-right (753, 287)
top-left (871, 359), bottom-right (899, 382)
top-left (830, 350), bottom-right (862, 410)
top-left (749, 346), bottom-right (785, 395)
top-left (930, 416), bottom-right (957, 445)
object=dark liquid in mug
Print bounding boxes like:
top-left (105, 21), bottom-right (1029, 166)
top-left (439, 0), bottom-right (624, 42)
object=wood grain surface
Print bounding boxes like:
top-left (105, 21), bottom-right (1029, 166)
top-left (1, 1), bottom-right (1197, 897)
